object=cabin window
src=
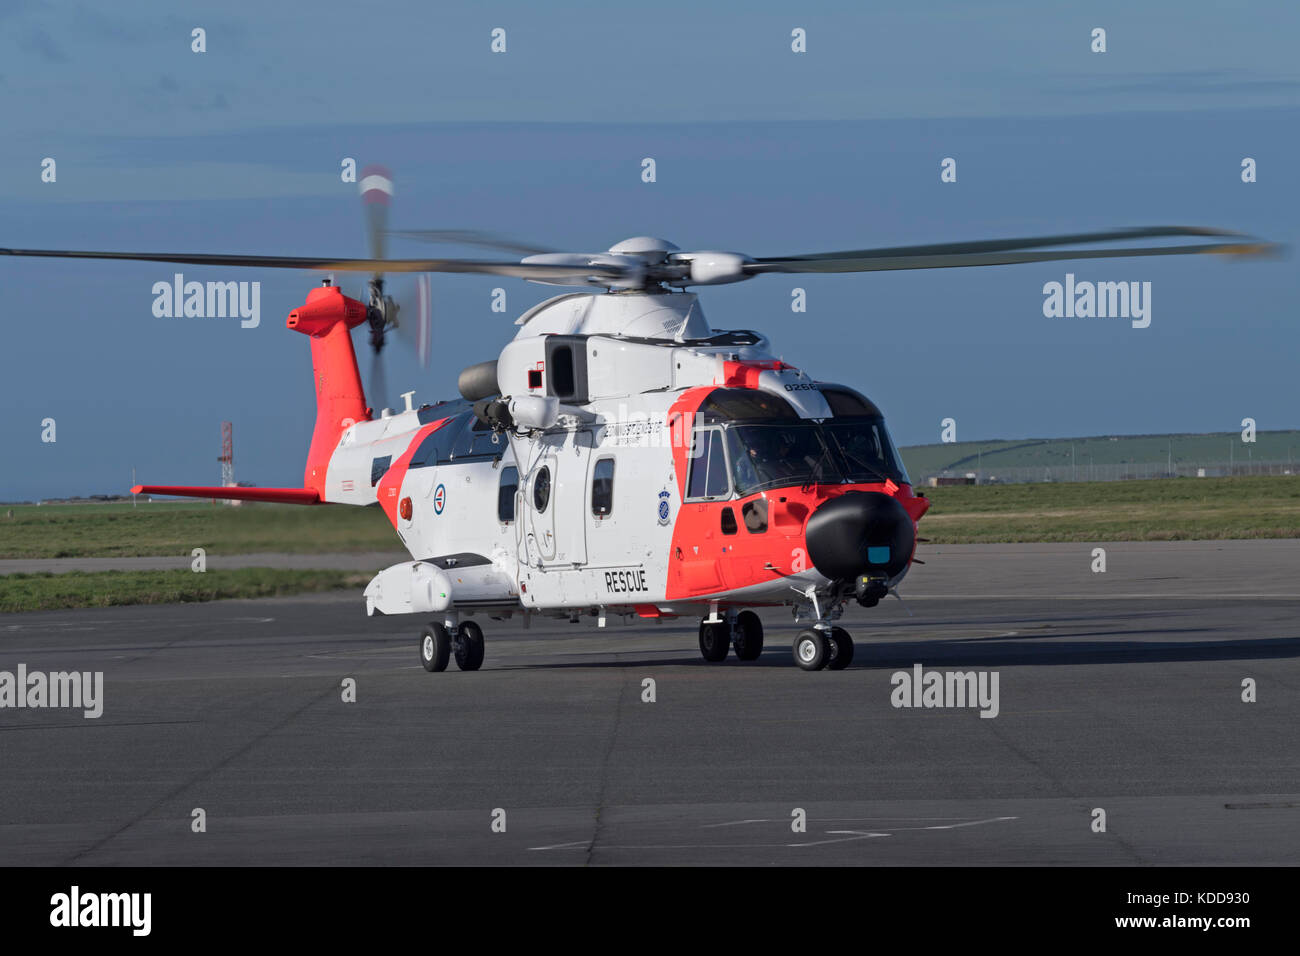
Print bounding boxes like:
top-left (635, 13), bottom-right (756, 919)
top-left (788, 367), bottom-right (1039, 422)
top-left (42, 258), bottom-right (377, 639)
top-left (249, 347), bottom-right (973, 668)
top-left (592, 458), bottom-right (615, 517)
top-left (410, 414), bottom-right (470, 468)
top-left (742, 499), bottom-right (768, 533)
top-left (720, 507), bottom-right (738, 535)
top-left (370, 455), bottom-right (392, 487)
top-left (686, 428), bottom-right (730, 501)
top-left (450, 415), bottom-right (503, 460)
top-left (533, 466), bottom-right (551, 513)
top-left (498, 466), bottom-right (519, 523)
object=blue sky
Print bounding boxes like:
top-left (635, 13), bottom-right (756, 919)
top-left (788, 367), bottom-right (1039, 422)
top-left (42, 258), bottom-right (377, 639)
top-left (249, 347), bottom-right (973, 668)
top-left (1, 1), bottom-right (1297, 499)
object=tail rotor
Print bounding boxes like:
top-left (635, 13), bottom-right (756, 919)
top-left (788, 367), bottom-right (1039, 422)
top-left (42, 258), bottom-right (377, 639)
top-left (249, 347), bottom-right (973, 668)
top-left (357, 166), bottom-right (432, 413)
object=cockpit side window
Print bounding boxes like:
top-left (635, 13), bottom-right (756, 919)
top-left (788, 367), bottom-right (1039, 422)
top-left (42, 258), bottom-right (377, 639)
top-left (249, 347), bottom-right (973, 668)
top-left (686, 428), bottom-right (731, 501)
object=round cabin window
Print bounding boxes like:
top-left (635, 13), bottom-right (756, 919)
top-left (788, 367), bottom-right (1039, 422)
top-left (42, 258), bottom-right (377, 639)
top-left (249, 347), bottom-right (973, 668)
top-left (533, 466), bottom-right (551, 513)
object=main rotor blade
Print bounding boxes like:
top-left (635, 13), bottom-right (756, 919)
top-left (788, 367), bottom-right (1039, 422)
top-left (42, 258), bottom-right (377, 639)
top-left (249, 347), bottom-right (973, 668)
top-left (390, 229), bottom-right (556, 256)
top-left (0, 247), bottom-right (630, 282)
top-left (746, 226), bottom-right (1279, 275)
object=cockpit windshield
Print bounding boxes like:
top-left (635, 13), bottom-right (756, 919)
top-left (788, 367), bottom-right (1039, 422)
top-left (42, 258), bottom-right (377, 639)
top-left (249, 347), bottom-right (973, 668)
top-left (715, 417), bottom-right (909, 497)
top-left (822, 419), bottom-right (910, 486)
top-left (682, 385), bottom-right (911, 499)
top-left (726, 424), bottom-right (831, 495)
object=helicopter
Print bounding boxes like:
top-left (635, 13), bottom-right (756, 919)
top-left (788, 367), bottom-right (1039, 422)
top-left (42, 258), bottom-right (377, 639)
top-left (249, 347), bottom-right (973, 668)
top-left (2, 174), bottom-right (1276, 671)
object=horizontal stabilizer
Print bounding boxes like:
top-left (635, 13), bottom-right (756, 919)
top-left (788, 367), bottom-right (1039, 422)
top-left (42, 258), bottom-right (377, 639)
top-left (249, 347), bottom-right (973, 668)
top-left (131, 485), bottom-right (322, 505)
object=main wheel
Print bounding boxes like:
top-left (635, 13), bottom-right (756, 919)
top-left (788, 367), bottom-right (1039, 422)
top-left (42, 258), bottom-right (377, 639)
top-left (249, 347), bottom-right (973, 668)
top-left (454, 620), bottom-right (485, 671)
top-left (698, 621), bottom-right (730, 662)
top-left (826, 627), bottom-right (855, 670)
top-left (733, 610), bottom-right (764, 661)
top-left (793, 629), bottom-right (829, 671)
top-left (420, 623), bottom-right (451, 672)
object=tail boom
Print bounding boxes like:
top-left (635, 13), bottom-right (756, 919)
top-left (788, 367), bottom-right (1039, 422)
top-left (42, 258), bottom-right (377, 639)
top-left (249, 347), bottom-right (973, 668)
top-left (129, 286), bottom-right (372, 507)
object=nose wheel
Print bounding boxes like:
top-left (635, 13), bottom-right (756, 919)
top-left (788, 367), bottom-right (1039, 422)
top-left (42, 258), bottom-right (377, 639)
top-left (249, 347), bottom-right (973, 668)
top-left (792, 626), bottom-right (854, 671)
top-left (826, 627), bottom-right (854, 670)
top-left (793, 629), bottom-right (828, 670)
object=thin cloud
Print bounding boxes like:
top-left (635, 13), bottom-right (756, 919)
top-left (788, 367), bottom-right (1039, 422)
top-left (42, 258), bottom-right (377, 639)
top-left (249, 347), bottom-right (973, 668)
top-left (1054, 69), bottom-right (1300, 97)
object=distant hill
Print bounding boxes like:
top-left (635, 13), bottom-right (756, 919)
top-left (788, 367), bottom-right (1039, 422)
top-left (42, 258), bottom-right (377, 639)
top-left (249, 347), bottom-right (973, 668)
top-left (899, 430), bottom-right (1300, 481)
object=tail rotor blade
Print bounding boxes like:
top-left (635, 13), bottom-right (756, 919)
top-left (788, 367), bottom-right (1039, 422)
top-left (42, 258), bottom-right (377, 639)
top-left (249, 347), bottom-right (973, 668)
top-left (389, 273), bottom-right (433, 369)
top-left (369, 348), bottom-right (389, 415)
top-left (359, 166), bottom-right (394, 268)
top-left (415, 274), bottom-right (431, 369)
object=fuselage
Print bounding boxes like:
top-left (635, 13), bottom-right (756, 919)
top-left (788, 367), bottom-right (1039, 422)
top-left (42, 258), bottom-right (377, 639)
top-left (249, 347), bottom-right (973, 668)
top-left (338, 290), bottom-right (927, 623)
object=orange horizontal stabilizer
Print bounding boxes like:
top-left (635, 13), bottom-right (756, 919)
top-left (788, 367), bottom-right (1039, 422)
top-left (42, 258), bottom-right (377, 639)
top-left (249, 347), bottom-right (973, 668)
top-left (131, 485), bottom-right (322, 505)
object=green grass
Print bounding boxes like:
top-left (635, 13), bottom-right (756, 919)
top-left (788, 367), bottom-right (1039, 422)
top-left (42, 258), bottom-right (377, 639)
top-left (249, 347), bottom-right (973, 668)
top-left (0, 500), bottom-right (396, 559)
top-left (4, 475), bottom-right (1300, 561)
top-left (918, 475), bottom-right (1300, 543)
top-left (0, 568), bottom-right (363, 613)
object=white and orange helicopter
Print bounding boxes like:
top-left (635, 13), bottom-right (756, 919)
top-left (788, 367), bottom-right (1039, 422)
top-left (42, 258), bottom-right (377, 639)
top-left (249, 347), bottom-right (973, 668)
top-left (3, 171), bottom-right (1276, 670)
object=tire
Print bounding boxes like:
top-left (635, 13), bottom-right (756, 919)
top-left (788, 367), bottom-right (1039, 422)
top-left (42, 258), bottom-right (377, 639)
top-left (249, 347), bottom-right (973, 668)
top-left (793, 629), bottom-right (829, 671)
top-left (826, 627), bottom-right (855, 670)
top-left (420, 623), bottom-right (451, 672)
top-left (698, 621), bottom-right (730, 662)
top-left (454, 620), bottom-right (485, 671)
top-left (733, 610), bottom-right (764, 661)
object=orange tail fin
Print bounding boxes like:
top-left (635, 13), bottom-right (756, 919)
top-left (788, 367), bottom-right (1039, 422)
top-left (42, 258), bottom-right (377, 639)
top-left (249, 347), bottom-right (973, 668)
top-left (286, 286), bottom-right (371, 496)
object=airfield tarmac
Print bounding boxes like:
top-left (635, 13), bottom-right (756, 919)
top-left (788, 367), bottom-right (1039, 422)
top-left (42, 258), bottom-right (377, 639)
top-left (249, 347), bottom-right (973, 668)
top-left (1, 540), bottom-right (1297, 866)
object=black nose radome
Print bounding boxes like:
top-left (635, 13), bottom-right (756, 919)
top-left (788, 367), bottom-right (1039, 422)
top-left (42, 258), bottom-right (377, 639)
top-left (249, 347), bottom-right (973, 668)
top-left (805, 491), bottom-right (914, 581)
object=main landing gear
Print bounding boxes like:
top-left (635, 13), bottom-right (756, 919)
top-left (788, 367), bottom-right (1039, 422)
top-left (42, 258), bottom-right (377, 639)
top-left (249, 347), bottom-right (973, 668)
top-left (419, 619), bottom-right (485, 672)
top-left (698, 610), bottom-right (765, 663)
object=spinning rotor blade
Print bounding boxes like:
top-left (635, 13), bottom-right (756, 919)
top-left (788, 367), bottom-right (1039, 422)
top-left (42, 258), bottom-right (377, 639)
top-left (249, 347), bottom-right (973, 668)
top-left (360, 166), bottom-right (392, 271)
top-left (368, 347), bottom-right (389, 415)
top-left (389, 229), bottom-right (556, 257)
top-left (0, 247), bottom-right (630, 283)
top-left (743, 226), bottom-right (1278, 276)
top-left (381, 273), bottom-right (434, 369)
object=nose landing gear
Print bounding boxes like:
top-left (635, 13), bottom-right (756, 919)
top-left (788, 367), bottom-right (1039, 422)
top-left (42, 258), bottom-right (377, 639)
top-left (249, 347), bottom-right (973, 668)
top-left (791, 586), bottom-right (855, 671)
